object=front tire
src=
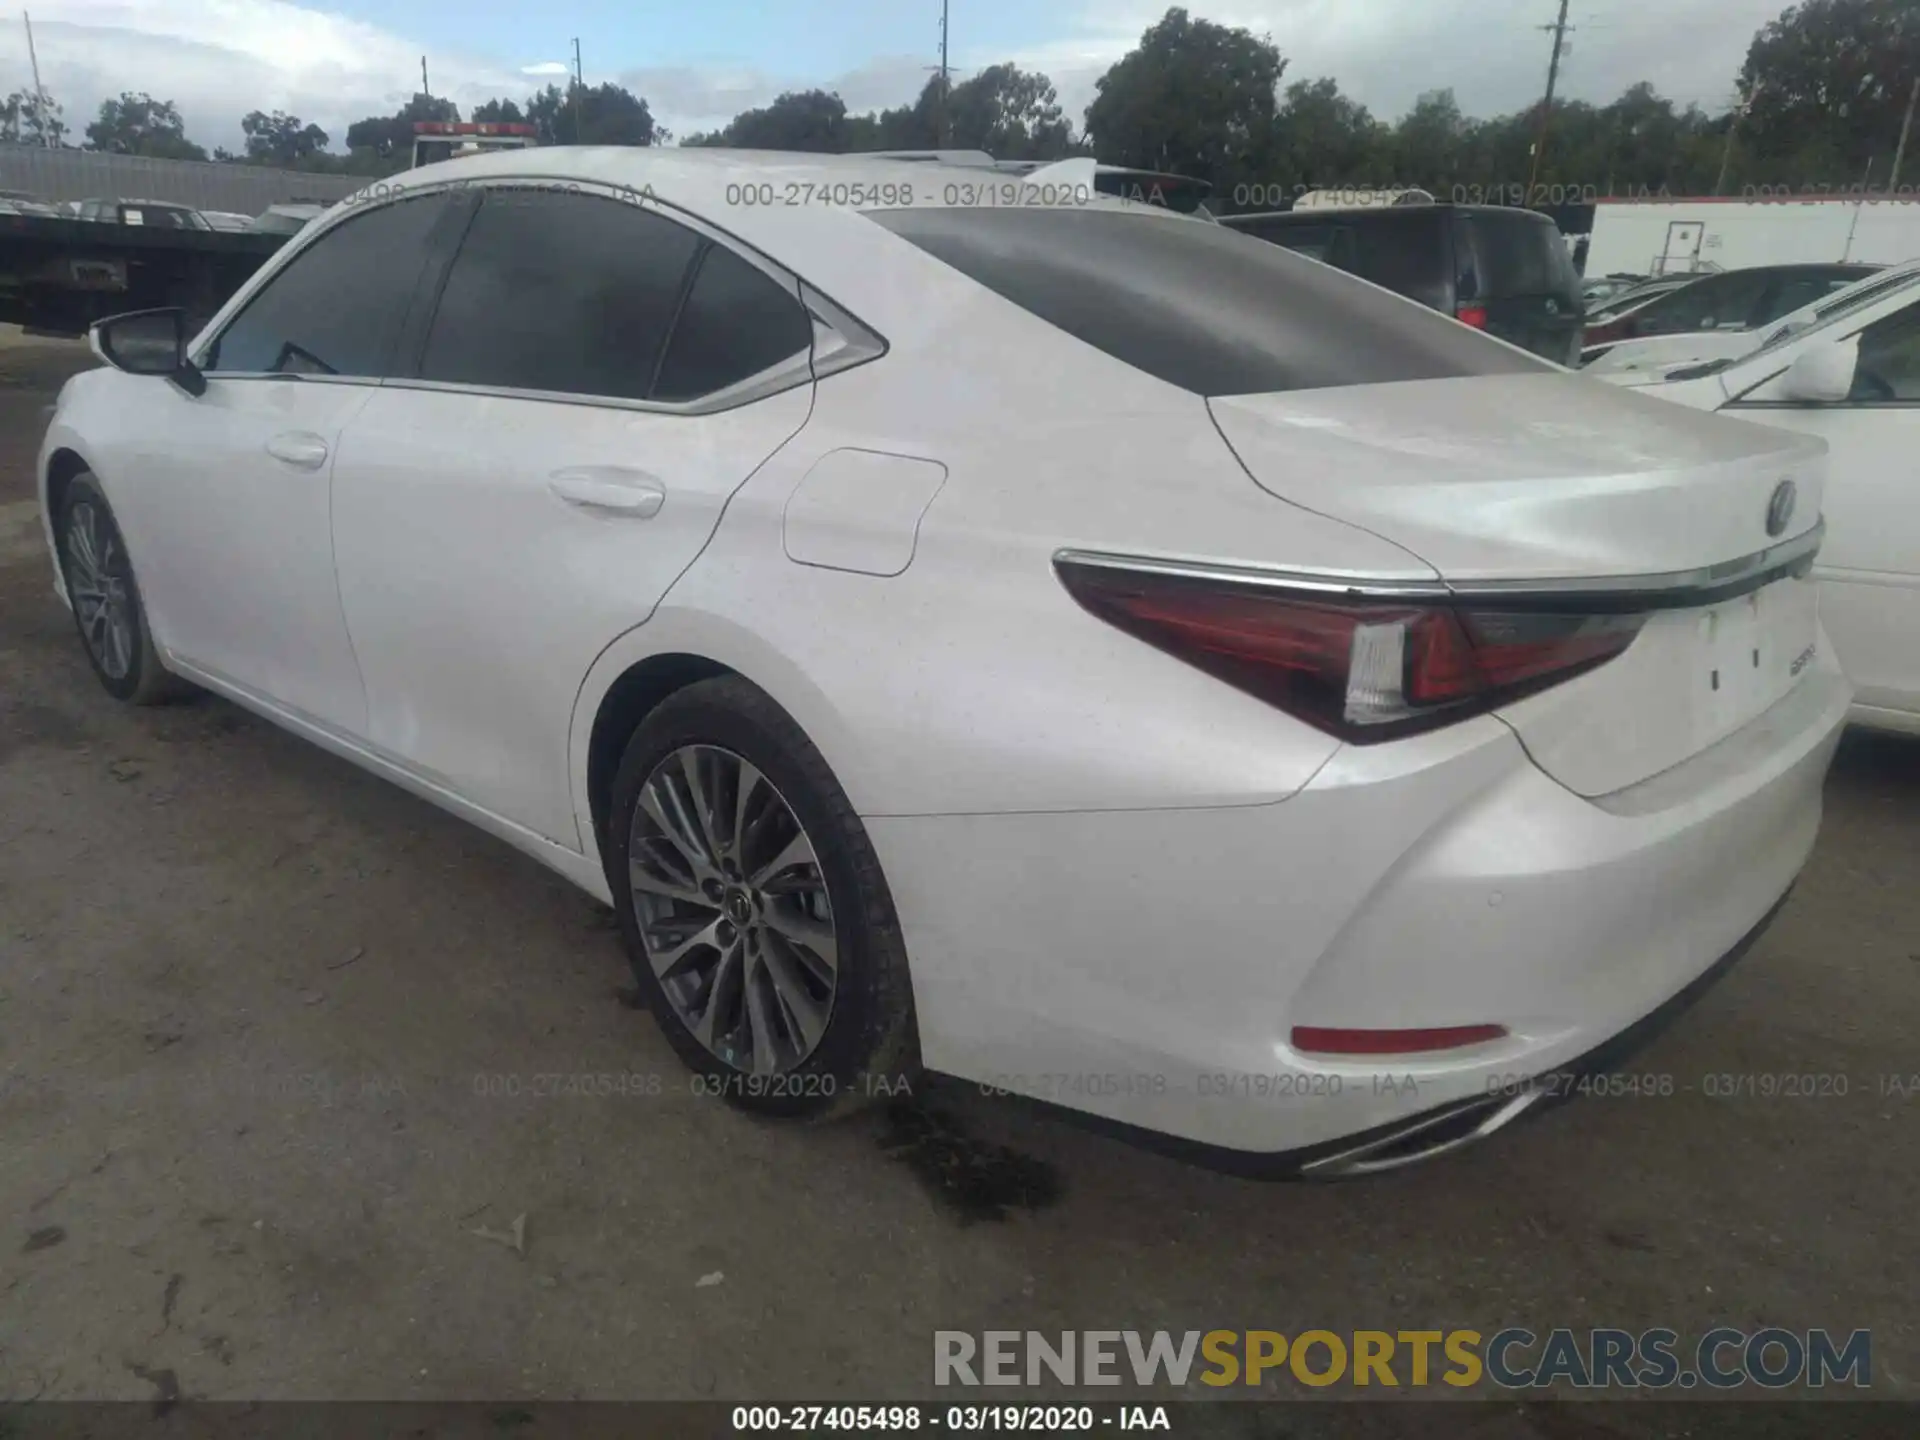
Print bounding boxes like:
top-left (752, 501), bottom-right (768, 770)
top-left (605, 676), bottom-right (918, 1117)
top-left (54, 472), bottom-right (192, 706)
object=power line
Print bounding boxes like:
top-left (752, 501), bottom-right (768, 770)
top-left (937, 0), bottom-right (950, 146)
top-left (573, 37), bottom-right (584, 142)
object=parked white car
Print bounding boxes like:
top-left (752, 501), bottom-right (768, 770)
top-left (39, 149), bottom-right (1847, 1174)
top-left (1582, 263), bottom-right (1876, 374)
top-left (1592, 263), bottom-right (1920, 387)
top-left (1597, 266), bottom-right (1920, 734)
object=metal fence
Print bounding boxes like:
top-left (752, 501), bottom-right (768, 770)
top-left (0, 145), bottom-right (362, 215)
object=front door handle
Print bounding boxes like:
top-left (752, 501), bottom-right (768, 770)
top-left (548, 467), bottom-right (666, 518)
top-left (265, 431), bottom-right (329, 470)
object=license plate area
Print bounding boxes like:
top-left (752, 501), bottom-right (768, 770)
top-left (1692, 578), bottom-right (1818, 743)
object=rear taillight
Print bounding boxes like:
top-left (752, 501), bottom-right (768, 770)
top-left (1055, 558), bottom-right (1647, 744)
top-left (1455, 304), bottom-right (1489, 329)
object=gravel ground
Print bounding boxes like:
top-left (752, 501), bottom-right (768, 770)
top-left (1, 333), bottom-right (1915, 1431)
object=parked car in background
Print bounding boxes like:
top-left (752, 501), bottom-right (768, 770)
top-left (1222, 202), bottom-right (1585, 363)
top-left (248, 204), bottom-right (325, 235)
top-left (1581, 273), bottom-right (1646, 307)
top-left (41, 150), bottom-right (1846, 1174)
top-left (0, 196), bottom-right (64, 219)
top-left (74, 198), bottom-right (214, 230)
top-left (1581, 263), bottom-right (1876, 368)
top-left (1598, 263), bottom-right (1920, 734)
top-left (1584, 263), bottom-right (1920, 384)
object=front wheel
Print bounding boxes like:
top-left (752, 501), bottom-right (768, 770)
top-left (605, 676), bottom-right (918, 1116)
top-left (55, 472), bottom-right (193, 705)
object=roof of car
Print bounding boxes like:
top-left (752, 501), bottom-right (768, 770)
top-left (380, 146), bottom-right (1157, 218)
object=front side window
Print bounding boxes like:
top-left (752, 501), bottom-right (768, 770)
top-left (205, 193), bottom-right (452, 377)
top-left (1851, 299), bottom-right (1920, 402)
top-left (417, 188), bottom-right (703, 400)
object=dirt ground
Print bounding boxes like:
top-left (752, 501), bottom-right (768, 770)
top-left (1, 332), bottom-right (1916, 1426)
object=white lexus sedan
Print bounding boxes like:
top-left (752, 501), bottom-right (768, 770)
top-left (38, 149), bottom-right (1849, 1176)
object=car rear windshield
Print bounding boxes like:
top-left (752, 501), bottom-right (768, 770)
top-left (865, 206), bottom-right (1549, 396)
top-left (1455, 212), bottom-right (1579, 301)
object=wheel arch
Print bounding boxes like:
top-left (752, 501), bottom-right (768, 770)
top-left (43, 446), bottom-right (91, 530)
top-left (584, 652), bottom-right (735, 858)
top-left (571, 608), bottom-right (883, 876)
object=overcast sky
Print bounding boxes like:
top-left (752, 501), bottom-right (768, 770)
top-left (0, 0), bottom-right (1791, 153)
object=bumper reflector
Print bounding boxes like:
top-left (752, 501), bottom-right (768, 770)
top-left (1292, 1024), bottom-right (1508, 1056)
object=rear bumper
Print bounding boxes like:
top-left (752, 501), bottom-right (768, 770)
top-left (870, 663), bottom-right (1849, 1165)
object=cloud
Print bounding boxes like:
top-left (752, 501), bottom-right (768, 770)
top-left (0, 0), bottom-right (1779, 157)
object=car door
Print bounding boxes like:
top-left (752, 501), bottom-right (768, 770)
top-left (101, 191), bottom-right (459, 734)
top-left (1727, 294), bottom-right (1920, 721)
top-left (328, 183), bottom-right (818, 846)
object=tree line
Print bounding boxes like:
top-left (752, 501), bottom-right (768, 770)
top-left (1, 0), bottom-right (1913, 206)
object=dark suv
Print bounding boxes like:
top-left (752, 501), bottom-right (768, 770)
top-left (1221, 203), bottom-right (1584, 364)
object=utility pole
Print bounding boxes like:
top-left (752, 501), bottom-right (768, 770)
top-left (1714, 81), bottom-right (1762, 196)
top-left (420, 55), bottom-right (429, 97)
top-left (23, 11), bottom-right (51, 147)
top-left (1891, 75), bottom-right (1920, 190)
top-left (572, 37), bottom-right (584, 143)
top-left (1526, 0), bottom-right (1572, 200)
top-left (937, 0), bottom-right (949, 147)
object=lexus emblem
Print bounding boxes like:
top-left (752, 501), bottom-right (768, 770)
top-left (1766, 479), bottom-right (1797, 538)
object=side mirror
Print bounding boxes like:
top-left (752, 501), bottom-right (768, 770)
top-left (1778, 338), bottom-right (1858, 404)
top-left (90, 307), bottom-right (206, 397)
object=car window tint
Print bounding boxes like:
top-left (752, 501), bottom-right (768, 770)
top-left (869, 206), bottom-right (1547, 396)
top-left (1343, 211), bottom-right (1449, 308)
top-left (1249, 222), bottom-right (1359, 271)
top-left (206, 194), bottom-right (450, 377)
top-left (1765, 275), bottom-right (1847, 323)
top-left (1457, 213), bottom-right (1579, 301)
top-left (1853, 298), bottom-right (1920, 401)
top-left (418, 188), bottom-right (702, 400)
top-left (652, 243), bottom-right (813, 402)
top-left (1649, 272), bottom-right (1771, 331)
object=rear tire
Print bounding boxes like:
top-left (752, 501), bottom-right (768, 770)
top-left (54, 472), bottom-right (194, 706)
top-left (605, 676), bottom-right (919, 1117)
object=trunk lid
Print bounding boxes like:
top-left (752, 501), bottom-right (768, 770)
top-left (1209, 372), bottom-right (1829, 795)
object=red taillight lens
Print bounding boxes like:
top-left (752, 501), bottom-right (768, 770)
top-left (1455, 304), bottom-right (1489, 329)
top-left (1055, 559), bottom-right (1646, 743)
top-left (1292, 1024), bottom-right (1508, 1055)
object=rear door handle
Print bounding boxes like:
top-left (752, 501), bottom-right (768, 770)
top-left (265, 431), bottom-right (329, 470)
top-left (548, 467), bottom-right (666, 517)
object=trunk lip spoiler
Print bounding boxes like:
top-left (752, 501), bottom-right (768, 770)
top-left (1054, 518), bottom-right (1824, 615)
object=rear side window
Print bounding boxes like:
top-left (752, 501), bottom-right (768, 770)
top-left (1243, 221), bottom-right (1359, 270)
top-left (1455, 214), bottom-right (1578, 301)
top-left (418, 188), bottom-right (703, 400)
top-left (206, 193), bottom-right (452, 377)
top-left (1642, 270), bottom-right (1772, 331)
top-left (869, 206), bottom-right (1546, 396)
top-left (653, 244), bottom-right (813, 402)
top-left (1343, 211), bottom-right (1449, 309)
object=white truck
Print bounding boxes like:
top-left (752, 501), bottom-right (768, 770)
top-left (1584, 195), bottom-right (1920, 277)
top-left (410, 120), bottom-right (540, 169)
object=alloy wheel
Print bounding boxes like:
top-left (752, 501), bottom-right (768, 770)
top-left (627, 744), bottom-right (839, 1075)
top-left (64, 501), bottom-right (135, 681)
